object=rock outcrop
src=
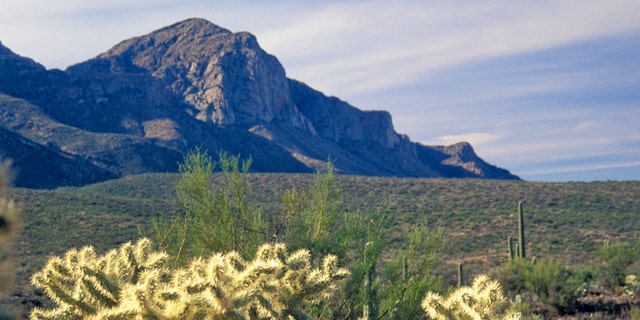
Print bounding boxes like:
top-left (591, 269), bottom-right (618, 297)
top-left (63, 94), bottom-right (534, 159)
top-left (0, 18), bottom-right (518, 188)
top-left (67, 19), bottom-right (316, 133)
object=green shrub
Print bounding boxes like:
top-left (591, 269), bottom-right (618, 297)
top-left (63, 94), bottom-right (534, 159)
top-left (278, 162), bottom-right (345, 259)
top-left (149, 149), bottom-right (447, 319)
top-left (493, 258), bottom-right (530, 295)
top-left (523, 259), bottom-right (582, 311)
top-left (379, 224), bottom-right (444, 319)
top-left (597, 241), bottom-right (640, 288)
top-left (493, 258), bottom-right (589, 316)
top-left (152, 149), bottom-right (267, 263)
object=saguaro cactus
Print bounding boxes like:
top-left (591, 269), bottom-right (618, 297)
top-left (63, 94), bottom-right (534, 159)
top-left (457, 263), bottom-right (464, 288)
top-left (517, 201), bottom-right (525, 259)
top-left (363, 242), bottom-right (379, 320)
top-left (507, 236), bottom-right (514, 260)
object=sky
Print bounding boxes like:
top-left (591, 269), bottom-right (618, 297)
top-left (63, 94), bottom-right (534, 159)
top-left (1, 0), bottom-right (639, 181)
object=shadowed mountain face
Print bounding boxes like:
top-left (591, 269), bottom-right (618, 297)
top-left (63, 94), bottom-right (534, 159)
top-left (0, 18), bottom-right (518, 188)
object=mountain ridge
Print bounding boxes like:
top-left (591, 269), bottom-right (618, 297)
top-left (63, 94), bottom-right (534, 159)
top-left (0, 18), bottom-right (518, 188)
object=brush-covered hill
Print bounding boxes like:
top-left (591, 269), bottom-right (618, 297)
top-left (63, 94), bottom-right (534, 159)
top-left (0, 19), bottom-right (518, 189)
top-left (5, 174), bottom-right (640, 316)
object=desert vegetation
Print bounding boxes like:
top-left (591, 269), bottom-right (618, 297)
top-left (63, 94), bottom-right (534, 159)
top-left (29, 238), bottom-right (349, 319)
top-left (1, 150), bottom-right (640, 319)
top-left (0, 160), bottom-right (20, 319)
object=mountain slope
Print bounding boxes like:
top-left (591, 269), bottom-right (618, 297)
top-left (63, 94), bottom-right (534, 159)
top-left (0, 19), bottom-right (518, 188)
top-left (0, 126), bottom-right (116, 189)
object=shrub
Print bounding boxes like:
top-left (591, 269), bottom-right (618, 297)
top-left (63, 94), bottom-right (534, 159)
top-left (149, 149), bottom-right (447, 319)
top-left (30, 238), bottom-right (349, 319)
top-left (152, 149), bottom-right (267, 263)
top-left (378, 224), bottom-right (444, 319)
top-left (493, 258), bottom-right (589, 316)
top-left (278, 162), bottom-right (345, 259)
top-left (597, 241), bottom-right (640, 289)
top-left (523, 259), bottom-right (582, 312)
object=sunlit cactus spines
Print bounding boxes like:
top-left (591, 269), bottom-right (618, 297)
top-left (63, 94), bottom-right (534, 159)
top-left (30, 238), bottom-right (170, 319)
top-left (422, 274), bottom-right (521, 320)
top-left (0, 160), bottom-right (19, 300)
top-left (30, 239), bottom-right (349, 320)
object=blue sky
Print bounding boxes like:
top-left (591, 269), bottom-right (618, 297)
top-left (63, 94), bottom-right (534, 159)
top-left (1, 0), bottom-right (639, 181)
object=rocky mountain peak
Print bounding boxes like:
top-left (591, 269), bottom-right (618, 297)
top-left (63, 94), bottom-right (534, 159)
top-left (67, 18), bottom-right (315, 132)
top-left (0, 42), bottom-right (44, 72)
top-left (0, 19), bottom-right (520, 188)
top-left (0, 41), bottom-right (49, 98)
top-left (0, 41), bottom-right (12, 56)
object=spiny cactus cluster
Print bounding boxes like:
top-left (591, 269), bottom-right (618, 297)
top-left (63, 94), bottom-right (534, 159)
top-left (30, 238), bottom-right (349, 320)
top-left (0, 161), bottom-right (19, 297)
top-left (422, 274), bottom-right (521, 320)
top-left (30, 238), bottom-right (168, 319)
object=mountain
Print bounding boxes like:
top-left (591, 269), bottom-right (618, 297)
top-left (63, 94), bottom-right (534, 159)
top-left (0, 19), bottom-right (518, 188)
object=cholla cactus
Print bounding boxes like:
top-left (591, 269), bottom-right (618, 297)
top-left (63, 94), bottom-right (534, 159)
top-left (30, 239), bottom-right (349, 319)
top-left (0, 161), bottom-right (19, 298)
top-left (30, 238), bottom-right (168, 319)
top-left (422, 274), bottom-right (521, 320)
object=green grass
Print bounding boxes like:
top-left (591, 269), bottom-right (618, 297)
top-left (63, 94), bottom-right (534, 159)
top-left (5, 174), bottom-right (640, 315)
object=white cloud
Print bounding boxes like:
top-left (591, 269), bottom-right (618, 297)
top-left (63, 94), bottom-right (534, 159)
top-left (575, 121), bottom-right (596, 131)
top-left (255, 0), bottom-right (640, 97)
top-left (422, 132), bottom-right (501, 147)
top-left (518, 161), bottom-right (640, 177)
top-left (3, 0), bottom-right (639, 82)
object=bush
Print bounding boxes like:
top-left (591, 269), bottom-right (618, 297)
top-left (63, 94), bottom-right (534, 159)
top-left (597, 241), bottom-right (640, 289)
top-left (149, 149), bottom-right (447, 319)
top-left (523, 259), bottom-right (584, 312)
top-left (151, 149), bottom-right (267, 263)
top-left (493, 258), bottom-right (590, 316)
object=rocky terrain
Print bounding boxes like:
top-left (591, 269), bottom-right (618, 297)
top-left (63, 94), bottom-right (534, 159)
top-left (0, 18), bottom-right (518, 188)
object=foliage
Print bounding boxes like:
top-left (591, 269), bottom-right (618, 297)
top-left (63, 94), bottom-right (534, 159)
top-left (277, 162), bottom-right (344, 259)
top-left (522, 259), bottom-right (584, 311)
top-left (12, 174), bottom-right (640, 287)
top-left (334, 209), bottom-right (389, 319)
top-left (422, 274), bottom-right (521, 320)
top-left (152, 149), bottom-right (266, 263)
top-left (378, 224), bottom-right (445, 319)
top-left (30, 238), bottom-right (349, 319)
top-left (597, 241), bottom-right (640, 288)
top-left (277, 165), bottom-right (447, 319)
top-left (493, 258), bottom-right (590, 316)
top-left (10, 160), bottom-right (640, 317)
top-left (492, 258), bottom-right (530, 295)
top-left (151, 150), bottom-right (448, 319)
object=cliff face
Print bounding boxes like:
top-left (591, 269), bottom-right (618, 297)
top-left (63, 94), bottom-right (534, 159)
top-left (0, 19), bottom-right (518, 188)
top-left (67, 19), bottom-right (315, 132)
